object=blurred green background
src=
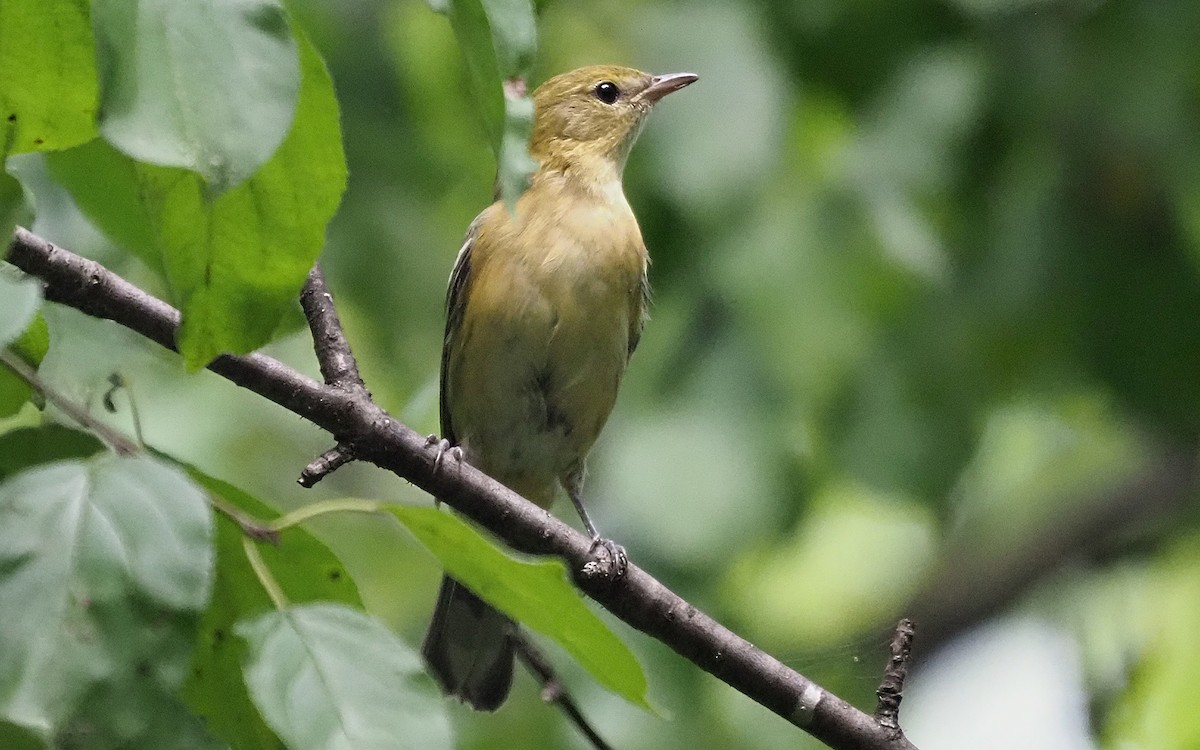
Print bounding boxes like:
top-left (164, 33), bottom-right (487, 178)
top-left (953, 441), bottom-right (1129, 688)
top-left (21, 0), bottom-right (1200, 747)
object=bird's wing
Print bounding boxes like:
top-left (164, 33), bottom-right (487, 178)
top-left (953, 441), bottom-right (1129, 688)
top-left (439, 216), bottom-right (483, 445)
top-left (627, 263), bottom-right (651, 358)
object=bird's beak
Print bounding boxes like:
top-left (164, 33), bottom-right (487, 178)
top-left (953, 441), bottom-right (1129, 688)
top-left (637, 72), bottom-right (699, 104)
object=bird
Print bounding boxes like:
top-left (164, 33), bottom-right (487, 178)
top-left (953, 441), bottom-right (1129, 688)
top-left (421, 64), bottom-right (697, 711)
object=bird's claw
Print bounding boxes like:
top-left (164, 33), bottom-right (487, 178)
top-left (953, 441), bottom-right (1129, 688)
top-left (582, 536), bottom-right (628, 583)
top-left (425, 434), bottom-right (462, 474)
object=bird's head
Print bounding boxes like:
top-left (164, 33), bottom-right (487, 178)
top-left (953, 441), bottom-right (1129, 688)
top-left (529, 65), bottom-right (697, 176)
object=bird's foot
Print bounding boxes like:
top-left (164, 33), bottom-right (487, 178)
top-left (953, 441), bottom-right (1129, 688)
top-left (581, 536), bottom-right (628, 583)
top-left (425, 434), bottom-right (463, 475)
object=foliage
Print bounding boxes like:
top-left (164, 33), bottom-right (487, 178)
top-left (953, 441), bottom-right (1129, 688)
top-left (3, 0), bottom-right (1200, 748)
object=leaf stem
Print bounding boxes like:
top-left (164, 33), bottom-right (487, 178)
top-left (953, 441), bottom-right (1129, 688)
top-left (209, 493), bottom-right (281, 544)
top-left (243, 535), bottom-right (289, 610)
top-left (268, 498), bottom-right (384, 532)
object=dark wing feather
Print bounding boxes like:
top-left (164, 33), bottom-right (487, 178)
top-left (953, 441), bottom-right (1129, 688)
top-left (439, 218), bottom-right (482, 445)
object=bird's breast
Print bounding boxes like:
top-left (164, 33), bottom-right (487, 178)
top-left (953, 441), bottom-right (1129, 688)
top-left (446, 191), bottom-right (647, 502)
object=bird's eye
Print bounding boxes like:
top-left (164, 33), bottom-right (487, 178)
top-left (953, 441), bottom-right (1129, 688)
top-left (593, 81), bottom-right (620, 105)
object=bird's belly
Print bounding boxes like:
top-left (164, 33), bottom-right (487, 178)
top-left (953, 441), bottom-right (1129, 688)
top-left (447, 268), bottom-right (632, 506)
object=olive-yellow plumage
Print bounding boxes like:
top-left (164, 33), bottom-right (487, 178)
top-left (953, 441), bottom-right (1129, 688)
top-left (422, 64), bottom-right (697, 711)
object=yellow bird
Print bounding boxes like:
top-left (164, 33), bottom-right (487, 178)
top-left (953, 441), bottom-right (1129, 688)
top-left (422, 64), bottom-right (697, 710)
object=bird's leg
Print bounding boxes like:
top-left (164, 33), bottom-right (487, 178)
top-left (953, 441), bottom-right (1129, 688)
top-left (564, 472), bottom-right (627, 582)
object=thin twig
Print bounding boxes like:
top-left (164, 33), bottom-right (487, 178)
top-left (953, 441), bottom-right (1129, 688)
top-left (298, 264), bottom-right (369, 485)
top-left (0, 348), bottom-right (139, 456)
top-left (298, 444), bottom-right (355, 487)
top-left (874, 619), bottom-right (915, 735)
top-left (6, 227), bottom-right (920, 750)
top-left (513, 632), bottom-right (613, 750)
top-left (300, 264), bottom-right (368, 395)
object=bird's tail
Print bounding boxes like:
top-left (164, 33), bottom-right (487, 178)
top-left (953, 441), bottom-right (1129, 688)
top-left (421, 575), bottom-right (516, 711)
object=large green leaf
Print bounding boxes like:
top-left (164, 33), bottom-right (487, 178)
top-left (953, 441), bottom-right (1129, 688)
top-left (0, 455), bottom-right (215, 745)
top-left (91, 0), bottom-right (299, 193)
top-left (49, 32), bottom-right (346, 369)
top-left (439, 0), bottom-right (537, 207)
top-left (0, 0), bottom-right (98, 155)
top-left (179, 468), bottom-right (361, 750)
top-left (387, 504), bottom-right (653, 711)
top-left (238, 603), bottom-right (452, 750)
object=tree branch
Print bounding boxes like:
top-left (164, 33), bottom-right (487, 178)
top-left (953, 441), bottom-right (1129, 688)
top-left (5, 226), bottom-right (918, 750)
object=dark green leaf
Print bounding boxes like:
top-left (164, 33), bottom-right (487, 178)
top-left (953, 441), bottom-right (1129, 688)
top-left (59, 686), bottom-right (225, 750)
top-left (0, 455), bottom-right (214, 742)
top-left (0, 719), bottom-right (45, 750)
top-left (238, 603), bottom-right (452, 750)
top-left (91, 0), bottom-right (300, 193)
top-left (386, 505), bottom-right (653, 711)
top-left (0, 1), bottom-right (98, 154)
top-left (179, 467), bottom-right (360, 750)
top-left (0, 426), bottom-right (104, 481)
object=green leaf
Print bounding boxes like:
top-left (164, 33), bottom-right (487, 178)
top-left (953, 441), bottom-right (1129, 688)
top-left (45, 140), bottom-right (163, 273)
top-left (386, 505), bottom-right (653, 711)
top-left (0, 170), bottom-right (30, 241)
top-left (1105, 538), bottom-right (1200, 749)
top-left (59, 686), bottom-right (225, 750)
top-left (8, 312), bottom-right (48, 367)
top-left (49, 32), bottom-right (346, 369)
top-left (0, 719), bottom-right (45, 750)
top-left (237, 603), bottom-right (452, 750)
top-left (91, 0), bottom-right (300, 193)
top-left (0, 270), bottom-right (40, 346)
top-left (179, 467), bottom-right (361, 750)
top-left (0, 366), bottom-right (29, 418)
top-left (0, 0), bottom-right (98, 154)
top-left (478, 0), bottom-right (537, 77)
top-left (0, 271), bottom-right (42, 417)
top-left (0, 455), bottom-right (215, 743)
top-left (0, 426), bottom-right (104, 482)
top-left (497, 83), bottom-right (537, 210)
top-left (442, 0), bottom-right (537, 207)
top-left (0, 311), bottom-right (50, 418)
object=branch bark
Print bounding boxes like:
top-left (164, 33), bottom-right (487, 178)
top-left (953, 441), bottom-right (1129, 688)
top-left (5, 227), bottom-right (918, 750)
top-left (297, 263), bottom-right (369, 487)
